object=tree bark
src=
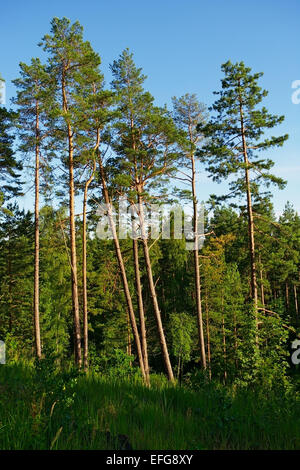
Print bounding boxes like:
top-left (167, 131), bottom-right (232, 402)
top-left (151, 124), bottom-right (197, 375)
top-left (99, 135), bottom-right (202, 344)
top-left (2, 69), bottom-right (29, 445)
top-left (205, 287), bottom-right (211, 380)
top-left (222, 315), bottom-right (227, 383)
top-left (259, 254), bottom-right (265, 314)
top-left (294, 284), bottom-right (299, 316)
top-left (34, 100), bottom-right (42, 359)
top-left (126, 310), bottom-right (132, 365)
top-left (62, 69), bottom-right (82, 367)
top-left (285, 282), bottom-right (290, 312)
top-left (239, 94), bottom-right (259, 344)
top-left (133, 235), bottom-right (150, 384)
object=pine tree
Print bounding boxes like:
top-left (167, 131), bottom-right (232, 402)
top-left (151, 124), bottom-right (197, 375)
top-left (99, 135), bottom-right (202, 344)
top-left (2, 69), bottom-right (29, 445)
top-left (13, 58), bottom-right (53, 359)
top-left (172, 93), bottom-right (207, 369)
top-left (40, 17), bottom-right (103, 366)
top-left (110, 49), bottom-right (180, 381)
top-left (199, 61), bottom-right (288, 341)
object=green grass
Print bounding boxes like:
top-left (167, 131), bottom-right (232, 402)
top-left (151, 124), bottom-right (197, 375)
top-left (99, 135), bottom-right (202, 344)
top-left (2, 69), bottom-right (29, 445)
top-left (0, 363), bottom-right (299, 450)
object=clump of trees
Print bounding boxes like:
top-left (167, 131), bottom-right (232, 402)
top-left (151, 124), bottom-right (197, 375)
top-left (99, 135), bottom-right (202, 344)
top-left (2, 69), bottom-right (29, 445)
top-left (0, 17), bottom-right (298, 389)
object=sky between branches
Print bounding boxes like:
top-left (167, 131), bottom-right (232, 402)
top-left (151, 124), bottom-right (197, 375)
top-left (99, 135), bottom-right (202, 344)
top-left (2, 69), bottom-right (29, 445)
top-left (1, 0), bottom-right (299, 214)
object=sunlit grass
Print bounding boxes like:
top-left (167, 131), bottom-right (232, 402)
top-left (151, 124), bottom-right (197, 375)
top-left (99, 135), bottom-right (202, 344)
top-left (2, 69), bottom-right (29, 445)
top-left (0, 363), bottom-right (299, 450)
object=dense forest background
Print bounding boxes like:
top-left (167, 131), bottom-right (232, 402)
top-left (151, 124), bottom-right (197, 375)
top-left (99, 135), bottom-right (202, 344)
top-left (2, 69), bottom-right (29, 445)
top-left (0, 17), bottom-right (299, 394)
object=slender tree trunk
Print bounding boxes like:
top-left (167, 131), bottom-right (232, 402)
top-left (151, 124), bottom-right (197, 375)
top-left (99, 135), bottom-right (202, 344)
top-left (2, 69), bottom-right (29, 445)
top-left (191, 154), bottom-right (206, 369)
top-left (133, 234), bottom-right (150, 384)
top-left (126, 310), bottom-right (132, 365)
top-left (34, 102), bottom-right (42, 359)
top-left (8, 237), bottom-right (12, 332)
top-left (259, 254), bottom-right (265, 314)
top-left (177, 353), bottom-right (181, 380)
top-left (222, 294), bottom-right (227, 383)
top-left (205, 287), bottom-right (211, 380)
top-left (98, 157), bottom-right (147, 383)
top-left (285, 282), bottom-right (290, 312)
top-left (239, 95), bottom-right (259, 343)
top-left (138, 193), bottom-right (174, 382)
top-left (233, 311), bottom-right (238, 370)
top-left (294, 284), bottom-right (299, 316)
top-left (222, 315), bottom-right (227, 383)
top-left (82, 160), bottom-right (96, 372)
top-left (69, 131), bottom-right (82, 367)
top-left (62, 70), bottom-right (82, 367)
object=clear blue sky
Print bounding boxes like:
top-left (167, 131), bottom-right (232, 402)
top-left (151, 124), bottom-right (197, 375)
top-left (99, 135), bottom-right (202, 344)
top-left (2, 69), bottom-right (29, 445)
top-left (1, 0), bottom-right (299, 215)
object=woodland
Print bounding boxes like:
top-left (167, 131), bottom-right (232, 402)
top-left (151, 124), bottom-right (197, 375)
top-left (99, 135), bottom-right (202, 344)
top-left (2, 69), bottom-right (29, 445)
top-left (0, 17), bottom-right (299, 450)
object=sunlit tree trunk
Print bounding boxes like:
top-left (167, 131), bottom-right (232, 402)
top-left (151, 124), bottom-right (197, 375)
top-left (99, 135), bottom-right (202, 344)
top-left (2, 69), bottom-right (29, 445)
top-left (34, 100), bottom-right (42, 359)
top-left (205, 287), bottom-right (211, 380)
top-left (82, 159), bottom-right (96, 372)
top-left (62, 69), bottom-right (82, 367)
top-left (98, 157), bottom-right (147, 383)
top-left (133, 233), bottom-right (150, 384)
top-left (191, 154), bottom-right (206, 369)
top-left (239, 92), bottom-right (258, 344)
top-left (138, 193), bottom-right (174, 382)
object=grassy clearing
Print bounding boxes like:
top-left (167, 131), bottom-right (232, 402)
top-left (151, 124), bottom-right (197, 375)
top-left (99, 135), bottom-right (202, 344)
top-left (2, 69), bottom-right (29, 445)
top-left (0, 363), bottom-right (299, 450)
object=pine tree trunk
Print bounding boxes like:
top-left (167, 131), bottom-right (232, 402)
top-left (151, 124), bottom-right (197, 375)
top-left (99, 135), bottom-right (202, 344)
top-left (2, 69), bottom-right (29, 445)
top-left (98, 158), bottom-right (146, 382)
top-left (233, 312), bottom-right (238, 370)
top-left (259, 254), bottom-right (265, 314)
top-left (239, 96), bottom-right (259, 343)
top-left (126, 310), bottom-right (132, 365)
top-left (294, 284), bottom-right (299, 316)
top-left (82, 160), bottom-right (96, 372)
top-left (62, 71), bottom-right (82, 367)
top-left (191, 154), bottom-right (206, 369)
top-left (285, 282), bottom-right (290, 312)
top-left (138, 194), bottom-right (174, 382)
top-left (8, 237), bottom-right (12, 332)
top-left (205, 287), bottom-right (211, 380)
top-left (34, 101), bottom-right (41, 359)
top-left (133, 235), bottom-right (150, 384)
top-left (222, 294), bottom-right (227, 383)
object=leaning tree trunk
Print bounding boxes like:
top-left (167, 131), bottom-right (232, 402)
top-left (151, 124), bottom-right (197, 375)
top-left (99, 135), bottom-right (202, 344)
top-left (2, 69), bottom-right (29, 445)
top-left (98, 158), bottom-right (146, 383)
top-left (138, 193), bottom-right (174, 382)
top-left (34, 100), bottom-right (42, 360)
top-left (133, 234), bottom-right (150, 385)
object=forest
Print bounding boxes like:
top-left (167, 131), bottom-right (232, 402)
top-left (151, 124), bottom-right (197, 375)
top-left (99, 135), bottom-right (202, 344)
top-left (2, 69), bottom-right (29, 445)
top-left (0, 17), bottom-right (299, 451)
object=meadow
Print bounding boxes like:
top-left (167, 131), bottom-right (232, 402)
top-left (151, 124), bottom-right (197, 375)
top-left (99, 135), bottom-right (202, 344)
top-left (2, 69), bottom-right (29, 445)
top-left (0, 362), bottom-right (299, 450)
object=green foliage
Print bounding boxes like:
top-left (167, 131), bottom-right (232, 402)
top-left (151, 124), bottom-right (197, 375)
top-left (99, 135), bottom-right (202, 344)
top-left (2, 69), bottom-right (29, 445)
top-left (0, 20), bottom-right (299, 452)
top-left (0, 364), bottom-right (299, 450)
top-left (170, 312), bottom-right (195, 364)
top-left (0, 106), bottom-right (23, 206)
top-left (198, 60), bottom-right (288, 204)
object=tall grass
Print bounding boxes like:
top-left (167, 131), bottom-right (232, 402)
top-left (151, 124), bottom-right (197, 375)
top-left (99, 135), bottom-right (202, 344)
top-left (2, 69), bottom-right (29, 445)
top-left (0, 363), bottom-right (299, 450)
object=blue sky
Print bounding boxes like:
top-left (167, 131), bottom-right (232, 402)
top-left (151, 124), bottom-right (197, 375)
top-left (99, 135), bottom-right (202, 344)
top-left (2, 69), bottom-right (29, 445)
top-left (1, 0), bottom-right (299, 215)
